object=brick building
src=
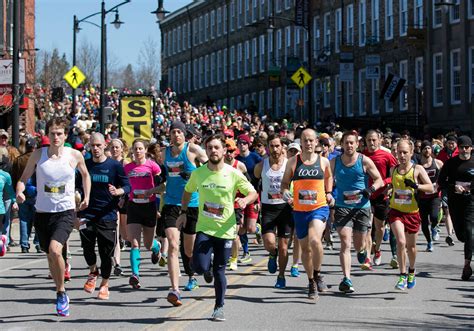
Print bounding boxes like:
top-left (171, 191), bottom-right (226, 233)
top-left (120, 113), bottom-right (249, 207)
top-left (0, 0), bottom-right (36, 134)
top-left (160, 0), bottom-right (474, 134)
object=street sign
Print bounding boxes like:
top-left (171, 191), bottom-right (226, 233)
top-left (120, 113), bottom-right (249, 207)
top-left (120, 95), bottom-right (153, 147)
top-left (366, 66), bottom-right (380, 80)
top-left (291, 66), bottom-right (312, 89)
top-left (0, 59), bottom-right (25, 84)
top-left (380, 73), bottom-right (406, 102)
top-left (295, 0), bottom-right (309, 27)
top-left (64, 66), bottom-right (86, 89)
top-left (340, 62), bottom-right (354, 82)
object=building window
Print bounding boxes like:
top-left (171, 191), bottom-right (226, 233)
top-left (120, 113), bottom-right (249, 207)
top-left (371, 79), bottom-right (379, 114)
top-left (205, 55), bottom-right (210, 87)
top-left (324, 13), bottom-right (331, 48)
top-left (470, 47), bottom-right (474, 101)
top-left (237, 43), bottom-right (243, 79)
top-left (433, 0), bottom-right (442, 28)
top-left (285, 0), bottom-right (291, 10)
top-left (268, 30), bottom-right (274, 65)
top-left (324, 76), bottom-right (331, 108)
top-left (252, 0), bottom-right (257, 22)
top-left (210, 10), bottom-right (215, 39)
top-left (205, 13), bottom-right (209, 41)
top-left (359, 69), bottom-right (366, 115)
top-left (314, 16), bottom-right (321, 55)
top-left (335, 75), bottom-right (341, 117)
top-left (244, 40), bottom-right (250, 77)
top-left (259, 35), bottom-right (265, 73)
top-left (276, 0), bottom-right (282, 13)
top-left (347, 4), bottom-right (354, 45)
top-left (469, 0), bottom-right (474, 19)
top-left (230, 46), bottom-right (235, 80)
top-left (335, 8), bottom-right (342, 52)
top-left (223, 6), bottom-right (228, 34)
top-left (399, 0), bottom-right (407, 36)
top-left (346, 80), bottom-right (354, 117)
top-left (275, 87), bottom-right (281, 116)
top-left (193, 19), bottom-right (198, 45)
top-left (193, 59), bottom-right (198, 90)
top-left (385, 63), bottom-right (393, 112)
top-left (415, 57), bottom-right (423, 88)
top-left (385, 0), bottom-right (393, 40)
top-left (433, 52), bottom-right (443, 107)
top-left (451, 49), bottom-right (461, 105)
top-left (217, 8), bottom-right (222, 37)
top-left (217, 51), bottom-right (222, 84)
top-left (358, 1), bottom-right (366, 46)
top-left (267, 0), bottom-right (273, 16)
top-left (252, 38), bottom-right (258, 74)
top-left (223, 49), bottom-right (228, 82)
top-left (414, 0), bottom-right (423, 28)
top-left (294, 26), bottom-right (301, 57)
top-left (187, 61), bottom-right (191, 92)
top-left (199, 16), bottom-right (204, 43)
top-left (182, 24), bottom-right (186, 50)
top-left (168, 68), bottom-right (173, 90)
top-left (177, 26), bottom-right (181, 53)
top-left (267, 89), bottom-right (273, 111)
top-left (260, 0), bottom-right (265, 20)
top-left (199, 57), bottom-right (204, 89)
top-left (399, 60), bottom-right (408, 111)
top-left (238, 0), bottom-right (243, 29)
top-left (285, 26), bottom-right (291, 61)
top-left (371, 0), bottom-right (379, 40)
top-left (230, 1), bottom-right (235, 32)
top-left (230, 97), bottom-right (235, 110)
top-left (245, 0), bottom-right (250, 25)
top-left (449, 0), bottom-right (460, 24)
top-left (276, 29), bottom-right (282, 62)
top-left (259, 90), bottom-right (265, 113)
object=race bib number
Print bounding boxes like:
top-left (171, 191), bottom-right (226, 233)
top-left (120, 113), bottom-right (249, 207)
top-left (167, 161), bottom-right (184, 178)
top-left (343, 190), bottom-right (362, 205)
top-left (394, 189), bottom-right (413, 205)
top-left (44, 182), bottom-right (66, 197)
top-left (132, 189), bottom-right (149, 203)
top-left (267, 191), bottom-right (283, 202)
top-left (298, 190), bottom-right (317, 205)
top-left (203, 201), bottom-right (225, 219)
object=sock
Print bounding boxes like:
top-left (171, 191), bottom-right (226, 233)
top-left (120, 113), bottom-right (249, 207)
top-left (151, 239), bottom-right (161, 254)
top-left (408, 268), bottom-right (415, 274)
top-left (389, 229), bottom-right (397, 256)
top-left (270, 249), bottom-right (277, 257)
top-left (240, 234), bottom-right (249, 254)
top-left (313, 270), bottom-right (320, 279)
top-left (130, 248), bottom-right (140, 276)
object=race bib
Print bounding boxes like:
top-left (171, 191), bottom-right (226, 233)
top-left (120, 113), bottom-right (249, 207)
top-left (394, 189), bottom-right (413, 205)
top-left (132, 189), bottom-right (149, 203)
top-left (267, 191), bottom-right (283, 202)
top-left (44, 182), bottom-right (66, 197)
top-left (298, 190), bottom-right (317, 205)
top-left (343, 190), bottom-right (362, 205)
top-left (203, 201), bottom-right (225, 219)
top-left (167, 161), bottom-right (184, 178)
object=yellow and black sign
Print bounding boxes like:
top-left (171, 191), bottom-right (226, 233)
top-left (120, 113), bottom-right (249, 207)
top-left (291, 66), bottom-right (312, 89)
top-left (64, 66), bottom-right (86, 89)
top-left (120, 95), bottom-right (153, 147)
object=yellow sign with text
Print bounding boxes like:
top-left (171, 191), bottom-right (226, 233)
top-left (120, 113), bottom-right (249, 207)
top-left (120, 95), bottom-right (153, 147)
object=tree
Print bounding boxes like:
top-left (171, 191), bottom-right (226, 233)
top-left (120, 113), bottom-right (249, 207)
top-left (77, 39), bottom-right (100, 86)
top-left (37, 48), bottom-right (70, 88)
top-left (136, 36), bottom-right (160, 89)
top-left (121, 64), bottom-right (137, 90)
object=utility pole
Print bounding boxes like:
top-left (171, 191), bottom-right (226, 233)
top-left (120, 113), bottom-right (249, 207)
top-left (12, 0), bottom-right (20, 148)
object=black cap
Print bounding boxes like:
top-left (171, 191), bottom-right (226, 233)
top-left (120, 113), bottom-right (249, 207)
top-left (25, 138), bottom-right (37, 151)
top-left (446, 135), bottom-right (457, 143)
top-left (170, 120), bottom-right (186, 133)
top-left (457, 135), bottom-right (472, 147)
top-left (421, 140), bottom-right (431, 151)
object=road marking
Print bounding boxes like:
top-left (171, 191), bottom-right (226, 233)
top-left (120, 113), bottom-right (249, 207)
top-left (0, 257), bottom-right (47, 274)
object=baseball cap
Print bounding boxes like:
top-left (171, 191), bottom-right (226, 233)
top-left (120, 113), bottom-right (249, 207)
top-left (0, 129), bottom-right (9, 138)
top-left (25, 138), bottom-right (37, 150)
top-left (457, 135), bottom-right (472, 147)
top-left (287, 142), bottom-right (301, 152)
top-left (237, 134), bottom-right (251, 145)
top-left (223, 129), bottom-right (234, 138)
top-left (225, 139), bottom-right (237, 151)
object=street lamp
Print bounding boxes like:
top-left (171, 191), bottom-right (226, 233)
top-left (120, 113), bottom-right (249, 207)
top-left (151, 0), bottom-right (169, 23)
top-left (151, 0), bottom-right (169, 93)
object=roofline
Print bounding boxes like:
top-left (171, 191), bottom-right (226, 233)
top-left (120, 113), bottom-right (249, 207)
top-left (160, 0), bottom-right (206, 26)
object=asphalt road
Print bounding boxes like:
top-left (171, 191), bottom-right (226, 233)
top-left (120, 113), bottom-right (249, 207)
top-left (1, 221), bottom-right (473, 330)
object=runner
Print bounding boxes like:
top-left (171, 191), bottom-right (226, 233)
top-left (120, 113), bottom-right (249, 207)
top-left (281, 128), bottom-right (333, 300)
top-left (438, 135), bottom-right (474, 281)
top-left (418, 141), bottom-right (443, 252)
top-left (124, 138), bottom-right (162, 290)
top-left (0, 166), bottom-right (17, 256)
top-left (388, 139), bottom-right (433, 291)
top-left (16, 117), bottom-right (91, 316)
top-left (286, 142), bottom-right (301, 277)
top-left (79, 133), bottom-right (130, 300)
top-left (160, 120), bottom-right (207, 305)
top-left (331, 131), bottom-right (383, 293)
top-left (177, 133), bottom-right (257, 321)
top-left (254, 134), bottom-right (293, 288)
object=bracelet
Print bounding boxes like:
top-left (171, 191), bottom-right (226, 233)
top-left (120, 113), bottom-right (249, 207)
top-left (325, 192), bottom-right (332, 195)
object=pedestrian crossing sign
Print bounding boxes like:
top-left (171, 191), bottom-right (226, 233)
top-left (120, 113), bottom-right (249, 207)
top-left (291, 66), bottom-right (312, 89)
top-left (64, 66), bottom-right (86, 89)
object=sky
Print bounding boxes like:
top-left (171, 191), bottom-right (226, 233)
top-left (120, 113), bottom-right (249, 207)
top-left (36, 0), bottom-right (193, 68)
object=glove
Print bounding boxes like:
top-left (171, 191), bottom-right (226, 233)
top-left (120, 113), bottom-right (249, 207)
top-left (404, 179), bottom-right (418, 190)
top-left (179, 171), bottom-right (191, 180)
top-left (361, 186), bottom-right (375, 198)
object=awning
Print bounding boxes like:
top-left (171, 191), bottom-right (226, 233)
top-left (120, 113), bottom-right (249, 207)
top-left (0, 94), bottom-right (29, 109)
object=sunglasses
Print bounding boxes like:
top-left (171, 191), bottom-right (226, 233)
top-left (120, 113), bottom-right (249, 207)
top-left (238, 141), bottom-right (248, 145)
top-left (256, 144), bottom-right (264, 148)
top-left (315, 150), bottom-right (322, 154)
top-left (459, 145), bottom-right (471, 149)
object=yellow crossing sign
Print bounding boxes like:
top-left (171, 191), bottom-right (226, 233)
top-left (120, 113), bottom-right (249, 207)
top-left (64, 66), bottom-right (86, 89)
top-left (291, 66), bottom-right (312, 89)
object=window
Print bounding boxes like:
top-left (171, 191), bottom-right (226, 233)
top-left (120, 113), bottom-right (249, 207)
top-left (199, 16), bottom-right (204, 43)
top-left (451, 49), bottom-right (461, 104)
top-left (237, 43), bottom-right (243, 79)
top-left (267, 89), bottom-right (273, 111)
top-left (230, 97), bottom-right (235, 110)
top-left (230, 1), bottom-right (235, 32)
top-left (399, 0), bottom-right (407, 36)
top-left (359, 69), bottom-right (366, 115)
top-left (399, 60), bottom-right (408, 111)
top-left (223, 6), bottom-right (228, 35)
top-left (252, 38), bottom-right (258, 74)
top-left (172, 28), bottom-right (176, 55)
top-left (168, 68), bottom-right (173, 90)
top-left (276, 0), bottom-right (282, 13)
top-left (252, 0), bottom-right (257, 22)
top-left (238, 0), bottom-right (243, 29)
top-left (295, 26), bottom-right (301, 57)
top-left (433, 53), bottom-right (443, 106)
top-left (230, 46), bottom-right (235, 80)
top-left (259, 35), bottom-right (265, 73)
top-left (260, 0), bottom-right (265, 20)
top-left (259, 91), bottom-right (265, 113)
top-left (371, 79), bottom-right (379, 114)
top-left (205, 13), bottom-right (209, 41)
top-left (314, 16), bottom-right (321, 56)
top-left (182, 24), bottom-right (187, 50)
top-left (385, 0), bottom-right (393, 40)
top-left (193, 59), bottom-right (198, 90)
top-left (177, 26), bottom-right (181, 53)
top-left (276, 29), bottom-right (282, 61)
top-left (471, 47), bottom-right (474, 101)
top-left (199, 57), bottom-right (204, 89)
top-left (469, 0), bottom-right (474, 19)
top-left (244, 40), bottom-right (250, 77)
top-left (210, 53), bottom-right (216, 86)
top-left (415, 57), bottom-right (423, 88)
top-left (371, 0), bottom-right (379, 40)
top-left (187, 61), bottom-right (191, 92)
top-left (285, 0), bottom-right (291, 10)
top-left (324, 76), bottom-right (331, 108)
top-left (449, 0), bottom-right (460, 24)
top-left (359, 1), bottom-right (366, 46)
top-left (210, 10), bottom-right (215, 39)
top-left (346, 80), bottom-right (354, 117)
top-left (193, 19), bottom-right (198, 45)
top-left (433, 0), bottom-right (442, 28)
top-left (335, 8), bottom-right (342, 52)
top-left (205, 55), bottom-right (210, 87)
top-left (385, 63), bottom-right (393, 112)
top-left (285, 26), bottom-right (291, 60)
top-left (267, 0), bottom-right (273, 17)
top-left (223, 48), bottom-right (228, 82)
top-left (324, 13), bottom-right (331, 48)
top-left (245, 0), bottom-right (250, 25)
top-left (347, 5), bottom-right (354, 45)
top-left (414, 0), bottom-right (423, 28)
top-left (217, 51), bottom-right (222, 84)
top-left (335, 75), bottom-right (341, 117)
top-left (268, 30), bottom-right (274, 65)
top-left (217, 8), bottom-right (222, 37)
top-left (275, 87), bottom-right (281, 116)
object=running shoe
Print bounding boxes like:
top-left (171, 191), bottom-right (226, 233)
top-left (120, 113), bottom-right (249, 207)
top-left (239, 252), bottom-right (252, 264)
top-left (64, 262), bottom-right (71, 283)
top-left (390, 256), bottom-right (399, 269)
top-left (290, 265), bottom-right (300, 277)
top-left (325, 241), bottom-right (334, 250)
top-left (114, 264), bottom-right (125, 277)
top-left (167, 289), bottom-right (182, 307)
top-left (267, 254), bottom-right (277, 274)
top-left (360, 257), bottom-right (373, 271)
top-left (339, 277), bottom-right (355, 293)
top-left (445, 235), bottom-right (455, 246)
top-left (426, 242), bottom-right (433, 252)
top-left (373, 250), bottom-right (382, 266)
top-left (275, 276), bottom-right (286, 289)
top-left (407, 272), bottom-right (416, 289)
top-left (228, 257), bottom-right (238, 271)
top-left (395, 275), bottom-right (408, 291)
top-left (97, 286), bottom-right (109, 300)
top-left (35, 244), bottom-right (42, 253)
top-left (432, 228), bottom-right (440, 241)
top-left (315, 274), bottom-right (328, 292)
top-left (129, 274), bottom-right (141, 289)
top-left (56, 292), bottom-right (70, 317)
top-left (151, 250), bottom-right (161, 265)
top-left (184, 278), bottom-right (199, 291)
top-left (159, 255), bottom-right (168, 267)
top-left (204, 270), bottom-right (214, 283)
top-left (461, 264), bottom-right (472, 281)
top-left (255, 223), bottom-right (263, 245)
top-left (0, 235), bottom-right (6, 257)
top-left (357, 249), bottom-right (367, 264)
top-left (383, 226), bottom-right (390, 241)
top-left (84, 271), bottom-right (98, 294)
top-left (211, 306), bottom-right (225, 321)
top-left (308, 280), bottom-right (318, 300)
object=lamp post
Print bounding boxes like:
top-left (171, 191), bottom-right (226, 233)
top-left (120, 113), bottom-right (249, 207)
top-left (11, 0), bottom-right (20, 148)
top-left (151, 0), bottom-right (169, 92)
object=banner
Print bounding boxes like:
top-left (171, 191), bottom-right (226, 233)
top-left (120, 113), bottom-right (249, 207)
top-left (379, 73), bottom-right (406, 102)
top-left (295, 0), bottom-right (309, 27)
top-left (120, 95), bottom-right (153, 147)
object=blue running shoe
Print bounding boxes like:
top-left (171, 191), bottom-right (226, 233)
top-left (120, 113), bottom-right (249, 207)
top-left (395, 275), bottom-right (408, 291)
top-left (426, 242), bottom-right (433, 252)
top-left (357, 250), bottom-right (367, 264)
top-left (432, 228), bottom-right (440, 241)
top-left (290, 265), bottom-right (300, 277)
top-left (275, 276), bottom-right (286, 288)
top-left (407, 273), bottom-right (416, 289)
top-left (267, 254), bottom-right (277, 274)
top-left (339, 277), bottom-right (355, 293)
top-left (383, 227), bottom-right (390, 242)
top-left (56, 292), bottom-right (70, 317)
top-left (184, 277), bottom-right (199, 291)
